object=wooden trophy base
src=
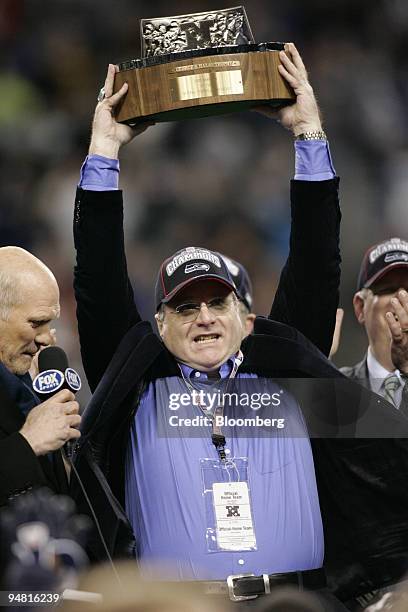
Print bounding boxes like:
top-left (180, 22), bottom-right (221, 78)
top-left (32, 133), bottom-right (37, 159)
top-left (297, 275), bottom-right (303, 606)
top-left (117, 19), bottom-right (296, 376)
top-left (113, 43), bottom-right (295, 123)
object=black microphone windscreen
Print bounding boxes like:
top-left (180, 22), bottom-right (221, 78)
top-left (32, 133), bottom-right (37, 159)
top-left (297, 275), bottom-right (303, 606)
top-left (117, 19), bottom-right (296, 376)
top-left (38, 346), bottom-right (69, 374)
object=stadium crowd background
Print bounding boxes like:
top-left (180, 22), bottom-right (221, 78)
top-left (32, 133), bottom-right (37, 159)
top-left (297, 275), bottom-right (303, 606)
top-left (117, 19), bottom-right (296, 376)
top-left (1, 0), bottom-right (407, 401)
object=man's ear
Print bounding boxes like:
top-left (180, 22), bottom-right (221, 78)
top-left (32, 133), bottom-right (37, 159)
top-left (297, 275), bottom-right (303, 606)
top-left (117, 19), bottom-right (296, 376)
top-left (155, 313), bottom-right (164, 337)
top-left (353, 292), bottom-right (365, 325)
top-left (244, 313), bottom-right (256, 336)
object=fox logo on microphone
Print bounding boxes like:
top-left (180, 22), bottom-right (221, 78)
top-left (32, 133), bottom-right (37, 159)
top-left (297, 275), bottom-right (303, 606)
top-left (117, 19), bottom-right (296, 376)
top-left (33, 369), bottom-right (64, 394)
top-left (65, 368), bottom-right (82, 392)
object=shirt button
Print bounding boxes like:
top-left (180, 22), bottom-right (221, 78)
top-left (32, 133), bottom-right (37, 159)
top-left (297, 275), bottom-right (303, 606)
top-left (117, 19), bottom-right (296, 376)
top-left (238, 559), bottom-right (245, 565)
top-left (195, 372), bottom-right (200, 378)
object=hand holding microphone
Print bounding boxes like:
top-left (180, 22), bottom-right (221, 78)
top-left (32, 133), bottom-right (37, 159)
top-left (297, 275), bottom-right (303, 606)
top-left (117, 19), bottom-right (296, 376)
top-left (19, 347), bottom-right (82, 456)
top-left (19, 389), bottom-right (80, 456)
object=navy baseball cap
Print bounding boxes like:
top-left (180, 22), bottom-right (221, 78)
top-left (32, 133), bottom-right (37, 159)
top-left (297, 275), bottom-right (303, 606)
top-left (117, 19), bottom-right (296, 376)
top-left (220, 255), bottom-right (253, 311)
top-left (357, 237), bottom-right (408, 290)
top-left (155, 247), bottom-right (238, 309)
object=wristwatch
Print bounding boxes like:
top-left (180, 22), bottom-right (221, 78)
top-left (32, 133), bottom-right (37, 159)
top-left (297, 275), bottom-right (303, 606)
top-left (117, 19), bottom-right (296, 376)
top-left (295, 130), bottom-right (327, 141)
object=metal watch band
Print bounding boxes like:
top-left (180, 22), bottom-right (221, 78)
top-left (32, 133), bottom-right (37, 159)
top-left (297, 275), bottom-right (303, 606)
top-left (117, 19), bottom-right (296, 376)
top-left (295, 130), bottom-right (327, 141)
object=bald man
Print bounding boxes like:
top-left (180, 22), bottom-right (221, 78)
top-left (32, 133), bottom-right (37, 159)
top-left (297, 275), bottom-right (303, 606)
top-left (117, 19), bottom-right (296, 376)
top-left (0, 247), bottom-right (81, 505)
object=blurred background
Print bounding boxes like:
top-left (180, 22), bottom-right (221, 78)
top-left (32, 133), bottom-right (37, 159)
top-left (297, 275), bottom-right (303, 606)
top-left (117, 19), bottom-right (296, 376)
top-left (1, 0), bottom-right (407, 401)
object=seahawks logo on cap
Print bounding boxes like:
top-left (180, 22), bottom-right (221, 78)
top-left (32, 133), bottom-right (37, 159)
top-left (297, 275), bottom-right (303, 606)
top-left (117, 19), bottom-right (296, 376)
top-left (184, 263), bottom-right (210, 274)
top-left (384, 252), bottom-right (408, 263)
top-left (33, 369), bottom-right (64, 394)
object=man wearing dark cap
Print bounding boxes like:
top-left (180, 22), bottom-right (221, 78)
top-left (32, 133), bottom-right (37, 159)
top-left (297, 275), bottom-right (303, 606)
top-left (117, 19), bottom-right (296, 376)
top-left (71, 46), bottom-right (408, 610)
top-left (341, 237), bottom-right (408, 413)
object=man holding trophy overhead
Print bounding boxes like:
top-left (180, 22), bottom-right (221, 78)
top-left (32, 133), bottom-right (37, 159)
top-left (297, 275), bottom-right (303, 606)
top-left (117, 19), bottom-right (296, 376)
top-left (72, 9), bottom-right (408, 611)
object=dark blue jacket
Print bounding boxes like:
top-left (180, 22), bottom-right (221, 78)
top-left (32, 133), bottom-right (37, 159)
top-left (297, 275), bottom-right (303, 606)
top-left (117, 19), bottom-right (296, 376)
top-left (0, 365), bottom-right (68, 505)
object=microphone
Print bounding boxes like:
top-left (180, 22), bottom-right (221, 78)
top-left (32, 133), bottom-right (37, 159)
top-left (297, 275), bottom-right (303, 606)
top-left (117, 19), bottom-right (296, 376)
top-left (32, 347), bottom-right (82, 400)
top-left (32, 347), bottom-right (82, 459)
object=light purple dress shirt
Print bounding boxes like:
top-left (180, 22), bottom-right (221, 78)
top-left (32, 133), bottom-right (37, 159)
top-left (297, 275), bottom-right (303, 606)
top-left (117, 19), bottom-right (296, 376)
top-left (79, 140), bottom-right (336, 189)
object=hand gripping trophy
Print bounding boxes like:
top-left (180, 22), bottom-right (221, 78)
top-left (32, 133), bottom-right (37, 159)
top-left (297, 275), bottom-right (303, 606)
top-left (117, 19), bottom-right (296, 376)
top-left (109, 6), bottom-right (295, 124)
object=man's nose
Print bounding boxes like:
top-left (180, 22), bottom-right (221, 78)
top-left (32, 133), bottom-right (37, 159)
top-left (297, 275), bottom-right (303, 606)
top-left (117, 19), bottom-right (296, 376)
top-left (196, 303), bottom-right (215, 324)
top-left (35, 326), bottom-right (53, 347)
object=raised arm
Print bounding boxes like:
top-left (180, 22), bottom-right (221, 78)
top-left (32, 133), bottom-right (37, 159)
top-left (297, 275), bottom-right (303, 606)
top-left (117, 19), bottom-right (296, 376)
top-left (74, 65), bottom-right (152, 391)
top-left (257, 44), bottom-right (341, 356)
top-left (270, 173), bottom-right (341, 356)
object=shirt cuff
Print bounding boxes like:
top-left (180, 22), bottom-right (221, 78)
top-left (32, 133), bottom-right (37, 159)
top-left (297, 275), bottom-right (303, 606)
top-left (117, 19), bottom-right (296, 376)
top-left (79, 154), bottom-right (120, 191)
top-left (294, 140), bottom-right (336, 181)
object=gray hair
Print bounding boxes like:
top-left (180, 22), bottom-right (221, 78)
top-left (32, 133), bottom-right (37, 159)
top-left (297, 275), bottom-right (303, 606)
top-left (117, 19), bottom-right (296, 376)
top-left (156, 303), bottom-right (166, 322)
top-left (0, 271), bottom-right (23, 320)
top-left (359, 287), bottom-right (371, 299)
top-left (238, 300), bottom-right (250, 316)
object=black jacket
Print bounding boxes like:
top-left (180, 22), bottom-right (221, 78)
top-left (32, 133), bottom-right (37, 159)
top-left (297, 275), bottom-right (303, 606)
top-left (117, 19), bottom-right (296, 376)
top-left (341, 355), bottom-right (408, 418)
top-left (72, 179), bottom-right (408, 602)
top-left (340, 357), bottom-right (370, 389)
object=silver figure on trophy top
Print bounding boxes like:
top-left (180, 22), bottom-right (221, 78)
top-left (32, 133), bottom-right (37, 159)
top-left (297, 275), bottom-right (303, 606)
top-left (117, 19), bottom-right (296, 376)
top-left (141, 7), bottom-right (255, 58)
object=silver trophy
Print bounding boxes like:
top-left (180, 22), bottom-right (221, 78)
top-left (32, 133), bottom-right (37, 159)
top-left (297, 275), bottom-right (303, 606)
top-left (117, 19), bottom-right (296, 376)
top-left (113, 6), bottom-right (294, 124)
top-left (141, 7), bottom-right (254, 57)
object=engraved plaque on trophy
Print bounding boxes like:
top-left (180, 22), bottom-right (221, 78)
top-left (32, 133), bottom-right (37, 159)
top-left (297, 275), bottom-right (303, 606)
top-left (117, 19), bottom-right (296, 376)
top-left (113, 7), bottom-right (295, 124)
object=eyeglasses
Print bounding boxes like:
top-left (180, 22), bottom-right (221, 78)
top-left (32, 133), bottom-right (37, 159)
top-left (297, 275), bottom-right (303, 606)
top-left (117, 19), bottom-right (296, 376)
top-left (169, 295), bottom-right (237, 323)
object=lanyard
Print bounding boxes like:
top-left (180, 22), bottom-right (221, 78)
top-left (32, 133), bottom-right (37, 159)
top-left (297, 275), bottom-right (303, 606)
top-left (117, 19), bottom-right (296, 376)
top-left (179, 351), bottom-right (243, 461)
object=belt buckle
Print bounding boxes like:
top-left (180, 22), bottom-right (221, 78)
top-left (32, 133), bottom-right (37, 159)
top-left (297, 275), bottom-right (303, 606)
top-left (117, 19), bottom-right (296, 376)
top-left (227, 574), bottom-right (257, 602)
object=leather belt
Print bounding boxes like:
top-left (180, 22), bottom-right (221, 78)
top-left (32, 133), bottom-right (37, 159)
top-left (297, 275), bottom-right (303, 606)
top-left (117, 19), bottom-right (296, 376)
top-left (200, 568), bottom-right (326, 601)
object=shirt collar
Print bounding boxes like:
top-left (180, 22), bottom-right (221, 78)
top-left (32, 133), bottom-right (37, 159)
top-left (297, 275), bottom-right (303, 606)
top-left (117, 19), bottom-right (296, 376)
top-left (367, 346), bottom-right (401, 393)
top-left (179, 355), bottom-right (236, 381)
